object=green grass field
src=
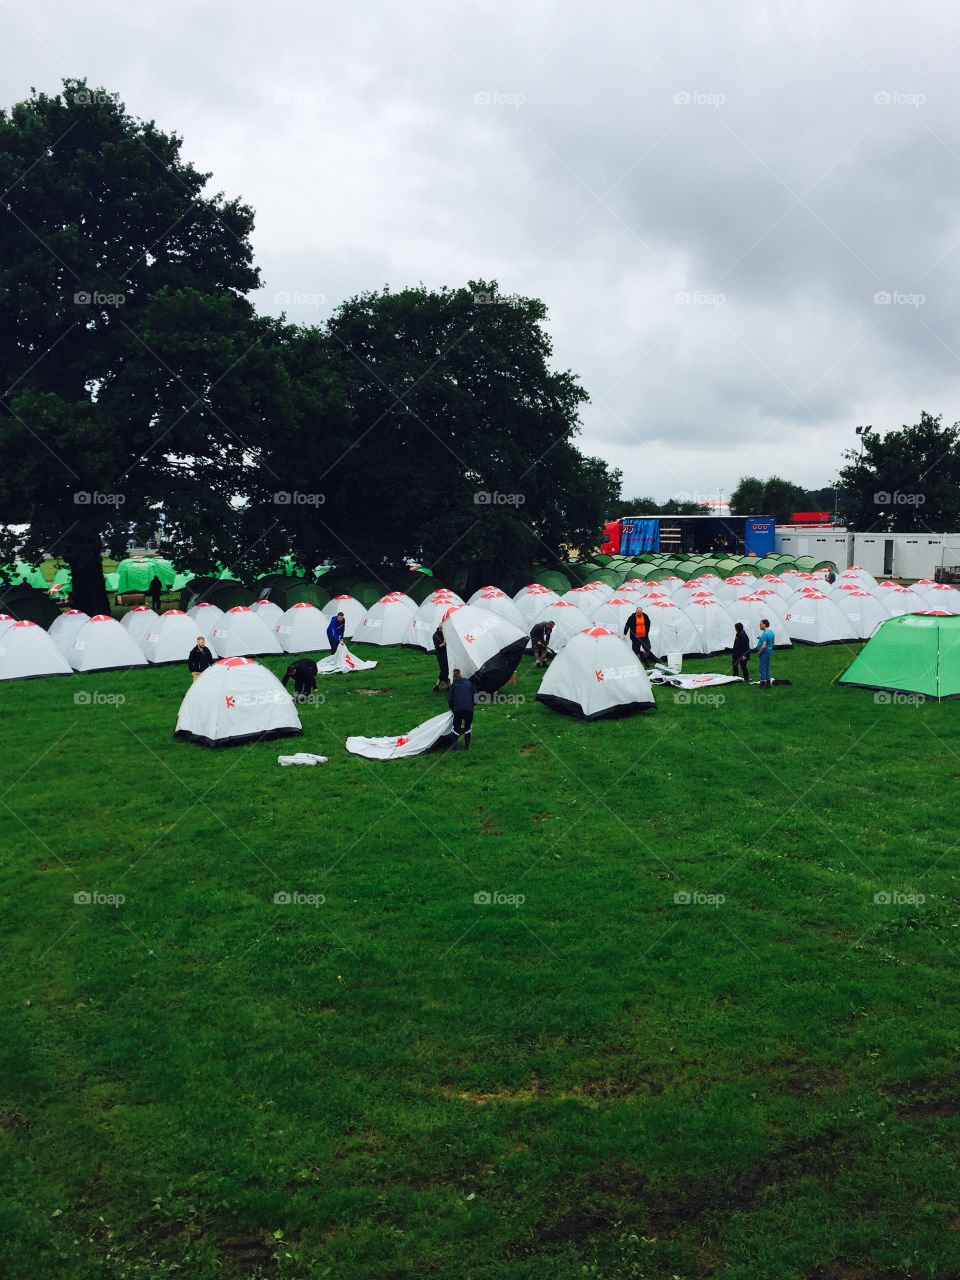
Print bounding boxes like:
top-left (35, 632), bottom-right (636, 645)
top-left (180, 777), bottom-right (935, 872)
top-left (2, 641), bottom-right (960, 1279)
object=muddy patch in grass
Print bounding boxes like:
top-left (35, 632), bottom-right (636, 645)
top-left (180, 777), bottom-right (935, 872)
top-left (350, 687), bottom-right (393, 696)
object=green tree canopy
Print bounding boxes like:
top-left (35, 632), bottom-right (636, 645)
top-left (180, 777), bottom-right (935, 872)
top-left (0, 80), bottom-right (288, 611)
top-left (264, 283), bottom-right (619, 593)
top-left (836, 412), bottom-right (960, 531)
top-left (608, 495), bottom-right (703, 518)
top-left (729, 475), bottom-right (810, 525)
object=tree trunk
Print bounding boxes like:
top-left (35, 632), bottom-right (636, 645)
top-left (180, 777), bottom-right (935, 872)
top-left (69, 529), bottom-right (110, 616)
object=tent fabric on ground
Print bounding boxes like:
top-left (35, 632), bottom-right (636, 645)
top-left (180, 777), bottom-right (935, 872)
top-left (467, 587), bottom-right (527, 631)
top-left (274, 603), bottom-right (331, 654)
top-left (121, 606), bottom-right (160, 647)
top-left (48, 609), bottom-right (90, 656)
top-left (536, 626), bottom-right (655, 719)
top-left (210, 606), bottom-right (284, 658)
top-left (0, 620), bottom-right (73, 680)
top-left (143, 610), bottom-right (203, 664)
top-left (529, 600), bottom-right (594, 650)
top-left (355, 593), bottom-right (418, 646)
top-left (345, 710), bottom-right (456, 759)
top-left (321, 594), bottom-right (368, 637)
top-left (784, 594), bottom-right (857, 644)
top-left (316, 644), bottom-right (378, 674)
top-left (441, 604), bottom-right (527, 692)
top-left (69, 615), bottom-right (148, 671)
top-left (250, 599), bottom-right (285, 630)
top-left (175, 657), bottom-right (303, 747)
top-left (649, 668), bottom-right (744, 688)
top-left (832, 590), bottom-right (889, 640)
top-left (838, 613), bottom-right (960, 700)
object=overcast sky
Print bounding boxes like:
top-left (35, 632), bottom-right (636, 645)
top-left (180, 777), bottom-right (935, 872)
top-left (4, 0), bottom-right (960, 501)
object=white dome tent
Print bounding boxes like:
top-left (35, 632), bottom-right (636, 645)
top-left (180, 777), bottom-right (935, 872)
top-left (274, 603), bottom-right (331, 654)
top-left (0, 620), bottom-right (73, 680)
top-left (440, 604), bottom-right (527, 691)
top-left (729, 596), bottom-right (792, 647)
top-left (402, 595), bottom-right (460, 650)
top-left (321, 594), bottom-right (368, 638)
top-left (589, 596), bottom-right (639, 632)
top-left (143, 610), bottom-right (205, 664)
top-left (210, 606), bottom-right (283, 658)
top-left (880, 586), bottom-right (929, 616)
top-left (832, 590), bottom-right (890, 640)
top-left (467, 587), bottom-right (527, 630)
top-left (513, 585), bottom-right (560, 625)
top-left (918, 583), bottom-right (960, 611)
top-left (354, 593), bottom-right (417, 646)
top-left (69, 615), bottom-right (148, 672)
top-left (537, 626), bottom-right (655, 719)
top-left (175, 657), bottom-right (302, 749)
top-left (784, 593), bottom-right (858, 644)
top-left (250, 599), bottom-right (285, 630)
top-left (121, 606), bottom-right (159, 648)
top-left (529, 600), bottom-right (594, 650)
top-left (0, 614), bottom-right (16, 639)
top-left (48, 609), bottom-right (89, 656)
top-left (645, 600), bottom-right (704, 656)
top-left (682, 598), bottom-right (736, 654)
top-left (187, 602), bottom-right (225, 635)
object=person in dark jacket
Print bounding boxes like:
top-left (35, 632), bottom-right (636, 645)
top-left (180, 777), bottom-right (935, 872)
top-left (731, 621), bottom-right (750, 680)
top-left (326, 611), bottom-right (346, 650)
top-left (187, 636), bottom-right (215, 682)
top-left (623, 607), bottom-right (654, 665)
top-left (530, 618), bottom-right (555, 667)
top-left (281, 657), bottom-right (319, 699)
top-left (432, 624), bottom-right (449, 691)
top-left (447, 668), bottom-right (476, 750)
top-left (148, 574), bottom-right (163, 612)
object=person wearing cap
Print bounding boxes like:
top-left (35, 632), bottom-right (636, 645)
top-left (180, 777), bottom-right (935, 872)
top-left (623, 606), bottom-right (654, 665)
top-left (432, 623), bottom-right (449, 691)
top-left (187, 636), bottom-right (215, 682)
top-left (530, 618), bottom-right (555, 667)
top-left (755, 618), bottom-right (775, 688)
top-left (326, 611), bottom-right (346, 650)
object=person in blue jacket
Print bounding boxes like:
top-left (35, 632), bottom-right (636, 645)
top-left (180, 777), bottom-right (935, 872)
top-left (326, 611), bottom-right (346, 650)
top-left (447, 668), bottom-right (476, 750)
top-left (731, 621), bottom-right (750, 680)
top-left (755, 618), bottom-right (775, 688)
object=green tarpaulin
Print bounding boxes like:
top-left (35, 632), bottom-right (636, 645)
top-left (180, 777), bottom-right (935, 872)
top-left (115, 558), bottom-right (178, 594)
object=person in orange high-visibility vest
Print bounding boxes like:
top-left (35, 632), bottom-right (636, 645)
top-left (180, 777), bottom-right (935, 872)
top-left (623, 607), bottom-right (655, 666)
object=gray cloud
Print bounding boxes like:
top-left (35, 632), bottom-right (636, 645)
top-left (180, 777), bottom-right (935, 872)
top-left (4, 0), bottom-right (960, 500)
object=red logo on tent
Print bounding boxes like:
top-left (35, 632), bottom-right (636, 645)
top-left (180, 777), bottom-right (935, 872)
top-left (464, 633), bottom-right (475, 643)
top-left (395, 735), bottom-right (409, 746)
top-left (595, 669), bottom-right (604, 682)
top-left (344, 654), bottom-right (355, 668)
top-left (225, 695), bottom-right (236, 708)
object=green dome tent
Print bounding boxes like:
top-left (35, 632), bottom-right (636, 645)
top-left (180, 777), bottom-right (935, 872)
top-left (278, 581), bottom-right (329, 609)
top-left (400, 575), bottom-right (445, 604)
top-left (536, 570), bottom-right (573, 593)
top-left (838, 613), bottom-right (960, 700)
top-left (179, 577), bottom-right (254, 610)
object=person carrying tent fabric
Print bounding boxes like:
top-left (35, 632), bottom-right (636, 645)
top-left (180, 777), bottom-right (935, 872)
top-left (447, 668), bottom-right (476, 750)
top-left (731, 622), bottom-right (751, 681)
top-left (149, 574), bottom-right (163, 612)
top-left (530, 618), bottom-right (555, 668)
top-left (326, 611), bottom-right (346, 650)
top-left (187, 636), bottom-right (215, 682)
top-left (755, 618), bottom-right (775, 688)
top-left (432, 623), bottom-right (449, 691)
top-left (623, 607), bottom-right (654, 665)
top-left (281, 657), bottom-right (319, 700)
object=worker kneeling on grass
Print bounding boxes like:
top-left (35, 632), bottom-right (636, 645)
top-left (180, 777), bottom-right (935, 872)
top-left (447, 668), bottom-right (476, 750)
top-left (282, 657), bottom-right (319, 700)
